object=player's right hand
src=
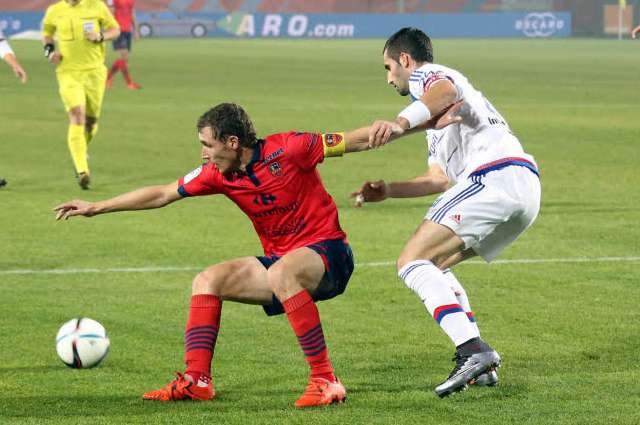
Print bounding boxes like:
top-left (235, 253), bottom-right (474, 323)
top-left (12, 64), bottom-right (27, 84)
top-left (350, 180), bottom-right (388, 207)
top-left (53, 200), bottom-right (95, 220)
top-left (48, 51), bottom-right (62, 65)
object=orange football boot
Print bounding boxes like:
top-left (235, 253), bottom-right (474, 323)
top-left (142, 373), bottom-right (214, 401)
top-left (295, 377), bottom-right (346, 408)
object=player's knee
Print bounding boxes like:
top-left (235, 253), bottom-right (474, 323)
top-left (265, 265), bottom-right (298, 298)
top-left (397, 249), bottom-right (448, 273)
top-left (68, 107), bottom-right (85, 125)
top-left (192, 269), bottom-right (221, 296)
top-left (397, 253), bottom-right (433, 274)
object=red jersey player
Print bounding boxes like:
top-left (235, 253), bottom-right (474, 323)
top-left (106, 0), bottom-right (140, 89)
top-left (53, 103), bottom-right (460, 407)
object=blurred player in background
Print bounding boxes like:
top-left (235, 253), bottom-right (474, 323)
top-left (1, 28), bottom-right (28, 189)
top-left (42, 0), bottom-right (120, 190)
top-left (0, 29), bottom-right (27, 84)
top-left (106, 0), bottom-right (141, 89)
top-left (353, 27), bottom-right (541, 398)
top-left (54, 102), bottom-right (458, 407)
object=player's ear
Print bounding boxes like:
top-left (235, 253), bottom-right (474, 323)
top-left (225, 135), bottom-right (240, 150)
top-left (399, 52), bottom-right (410, 68)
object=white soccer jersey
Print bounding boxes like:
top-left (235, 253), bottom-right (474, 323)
top-left (0, 29), bottom-right (14, 59)
top-left (409, 63), bottom-right (534, 183)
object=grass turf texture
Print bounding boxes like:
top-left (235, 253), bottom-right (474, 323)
top-left (1, 38), bottom-right (639, 424)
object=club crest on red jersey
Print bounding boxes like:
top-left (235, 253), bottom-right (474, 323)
top-left (269, 162), bottom-right (282, 176)
top-left (324, 133), bottom-right (343, 147)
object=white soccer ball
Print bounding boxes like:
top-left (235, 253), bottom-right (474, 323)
top-left (55, 318), bottom-right (110, 369)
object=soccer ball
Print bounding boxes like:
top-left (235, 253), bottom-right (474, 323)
top-left (55, 318), bottom-right (110, 369)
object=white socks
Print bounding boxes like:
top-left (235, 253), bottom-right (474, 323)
top-left (443, 268), bottom-right (480, 335)
top-left (398, 260), bottom-right (479, 346)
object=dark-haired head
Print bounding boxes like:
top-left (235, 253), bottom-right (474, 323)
top-left (197, 103), bottom-right (257, 148)
top-left (383, 27), bottom-right (433, 64)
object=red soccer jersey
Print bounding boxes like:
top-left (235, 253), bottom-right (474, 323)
top-left (177, 132), bottom-right (347, 256)
top-left (109, 0), bottom-right (135, 32)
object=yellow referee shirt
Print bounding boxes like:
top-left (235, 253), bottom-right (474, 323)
top-left (42, 0), bottom-right (119, 72)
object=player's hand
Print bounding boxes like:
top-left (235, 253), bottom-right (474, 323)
top-left (85, 31), bottom-right (103, 43)
top-left (350, 180), bottom-right (388, 207)
top-left (368, 120), bottom-right (404, 149)
top-left (53, 200), bottom-right (96, 220)
top-left (430, 101), bottom-right (464, 130)
top-left (48, 51), bottom-right (62, 65)
top-left (12, 64), bottom-right (27, 83)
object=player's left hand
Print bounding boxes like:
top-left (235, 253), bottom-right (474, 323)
top-left (368, 120), bottom-right (404, 149)
top-left (54, 200), bottom-right (95, 220)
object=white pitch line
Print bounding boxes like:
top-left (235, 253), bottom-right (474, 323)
top-left (0, 256), bottom-right (639, 276)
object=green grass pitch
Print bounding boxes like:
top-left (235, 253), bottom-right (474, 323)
top-left (0, 38), bottom-right (639, 424)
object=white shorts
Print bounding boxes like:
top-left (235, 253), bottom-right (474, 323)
top-left (426, 165), bottom-right (541, 262)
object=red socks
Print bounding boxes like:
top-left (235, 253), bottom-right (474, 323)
top-left (107, 59), bottom-right (133, 84)
top-left (108, 59), bottom-right (121, 80)
top-left (184, 294), bottom-right (222, 382)
top-left (283, 290), bottom-right (336, 382)
top-left (120, 59), bottom-right (133, 84)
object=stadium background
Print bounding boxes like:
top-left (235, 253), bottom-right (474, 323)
top-left (1, 0), bottom-right (639, 38)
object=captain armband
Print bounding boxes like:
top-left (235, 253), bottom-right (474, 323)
top-left (398, 101), bottom-right (432, 129)
top-left (322, 132), bottom-right (346, 157)
top-left (44, 43), bottom-right (55, 59)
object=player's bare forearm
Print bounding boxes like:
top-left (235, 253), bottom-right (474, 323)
top-left (42, 36), bottom-right (54, 45)
top-left (344, 127), bottom-right (372, 152)
top-left (3, 53), bottom-right (27, 83)
top-left (386, 174), bottom-right (449, 198)
top-left (54, 183), bottom-right (181, 220)
top-left (102, 27), bottom-right (120, 41)
top-left (94, 184), bottom-right (179, 213)
top-left (345, 124), bottom-right (407, 153)
top-left (351, 165), bottom-right (448, 207)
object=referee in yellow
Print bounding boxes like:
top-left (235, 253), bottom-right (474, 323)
top-left (42, 0), bottom-right (120, 189)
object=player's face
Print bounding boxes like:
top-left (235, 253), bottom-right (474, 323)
top-left (199, 127), bottom-right (241, 176)
top-left (383, 50), bottom-right (411, 96)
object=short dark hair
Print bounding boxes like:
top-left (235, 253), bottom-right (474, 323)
top-left (197, 103), bottom-right (258, 148)
top-left (383, 27), bottom-right (433, 64)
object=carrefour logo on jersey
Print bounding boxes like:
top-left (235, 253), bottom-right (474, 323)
top-left (515, 12), bottom-right (566, 38)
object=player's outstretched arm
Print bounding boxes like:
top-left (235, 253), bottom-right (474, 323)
top-left (54, 182), bottom-right (182, 220)
top-left (350, 165), bottom-right (448, 207)
top-left (368, 100), bottom-right (463, 149)
top-left (328, 102), bottom-right (463, 157)
top-left (3, 53), bottom-right (27, 83)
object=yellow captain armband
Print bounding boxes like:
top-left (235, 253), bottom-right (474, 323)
top-left (322, 132), bottom-right (346, 157)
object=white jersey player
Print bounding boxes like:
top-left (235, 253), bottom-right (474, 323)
top-left (352, 27), bottom-right (541, 397)
top-left (0, 29), bottom-right (27, 84)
